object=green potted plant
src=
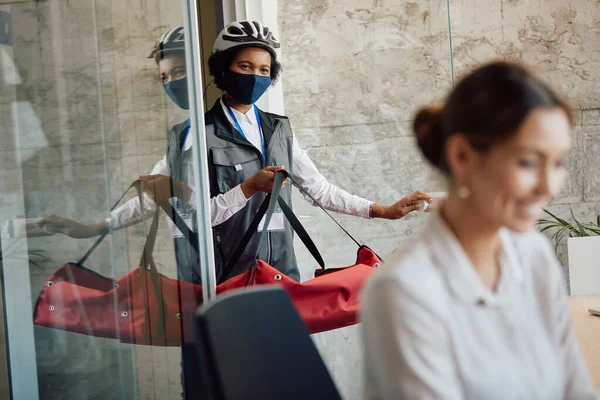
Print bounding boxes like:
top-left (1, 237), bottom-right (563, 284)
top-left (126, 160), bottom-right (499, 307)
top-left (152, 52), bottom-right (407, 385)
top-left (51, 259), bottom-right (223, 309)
top-left (537, 208), bottom-right (600, 295)
top-left (537, 208), bottom-right (600, 251)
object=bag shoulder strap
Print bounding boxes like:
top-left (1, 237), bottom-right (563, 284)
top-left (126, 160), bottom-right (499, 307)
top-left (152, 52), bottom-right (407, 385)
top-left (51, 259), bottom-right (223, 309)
top-left (220, 172), bottom-right (326, 282)
top-left (280, 170), bottom-right (362, 247)
top-left (72, 181), bottom-right (197, 345)
top-left (276, 197), bottom-right (324, 269)
top-left (78, 181), bottom-right (145, 264)
top-left (253, 173), bottom-right (325, 269)
top-left (157, 200), bottom-right (199, 252)
top-left (78, 181), bottom-right (199, 265)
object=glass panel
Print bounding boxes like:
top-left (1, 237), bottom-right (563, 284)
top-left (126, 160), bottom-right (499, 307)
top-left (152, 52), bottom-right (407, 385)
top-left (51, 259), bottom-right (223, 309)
top-left (275, 1), bottom-right (453, 398)
top-left (0, 0), bottom-right (211, 398)
top-left (446, 0), bottom-right (599, 273)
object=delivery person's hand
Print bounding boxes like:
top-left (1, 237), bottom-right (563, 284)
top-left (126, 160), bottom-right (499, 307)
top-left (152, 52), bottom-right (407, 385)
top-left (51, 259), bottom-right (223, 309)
top-left (370, 191), bottom-right (433, 220)
top-left (240, 166), bottom-right (287, 198)
top-left (40, 215), bottom-right (108, 238)
top-left (139, 174), bottom-right (192, 203)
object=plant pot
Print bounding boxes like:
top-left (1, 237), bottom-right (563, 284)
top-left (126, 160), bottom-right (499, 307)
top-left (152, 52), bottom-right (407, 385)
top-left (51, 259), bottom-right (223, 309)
top-left (567, 236), bottom-right (600, 295)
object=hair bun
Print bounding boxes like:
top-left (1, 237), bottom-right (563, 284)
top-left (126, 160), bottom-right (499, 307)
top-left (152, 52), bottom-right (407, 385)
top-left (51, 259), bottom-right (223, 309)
top-left (413, 105), bottom-right (445, 170)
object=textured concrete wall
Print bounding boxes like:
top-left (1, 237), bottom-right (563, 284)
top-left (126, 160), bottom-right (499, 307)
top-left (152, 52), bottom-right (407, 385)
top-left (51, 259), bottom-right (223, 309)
top-left (279, 3), bottom-right (451, 398)
top-left (278, 1), bottom-right (600, 399)
top-left (1, 0), bottom-right (188, 398)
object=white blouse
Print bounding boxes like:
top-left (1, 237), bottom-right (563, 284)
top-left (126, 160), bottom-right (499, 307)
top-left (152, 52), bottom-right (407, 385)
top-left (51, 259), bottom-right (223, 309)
top-left (360, 213), bottom-right (597, 400)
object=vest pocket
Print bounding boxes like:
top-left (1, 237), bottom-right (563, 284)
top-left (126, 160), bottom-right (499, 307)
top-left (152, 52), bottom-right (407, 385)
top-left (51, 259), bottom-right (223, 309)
top-left (212, 148), bottom-right (261, 193)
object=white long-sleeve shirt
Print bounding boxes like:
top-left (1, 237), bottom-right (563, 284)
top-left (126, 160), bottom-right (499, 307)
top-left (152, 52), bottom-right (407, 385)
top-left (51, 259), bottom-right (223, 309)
top-left (107, 99), bottom-right (372, 232)
top-left (360, 213), bottom-right (597, 400)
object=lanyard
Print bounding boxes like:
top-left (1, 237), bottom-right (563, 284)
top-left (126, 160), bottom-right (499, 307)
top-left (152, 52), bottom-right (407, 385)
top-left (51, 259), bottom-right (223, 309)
top-left (180, 119), bottom-right (191, 151)
top-left (225, 104), bottom-right (267, 164)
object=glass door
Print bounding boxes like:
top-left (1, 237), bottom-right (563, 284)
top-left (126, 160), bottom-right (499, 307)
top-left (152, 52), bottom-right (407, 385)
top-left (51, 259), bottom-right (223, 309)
top-left (0, 0), bottom-right (214, 398)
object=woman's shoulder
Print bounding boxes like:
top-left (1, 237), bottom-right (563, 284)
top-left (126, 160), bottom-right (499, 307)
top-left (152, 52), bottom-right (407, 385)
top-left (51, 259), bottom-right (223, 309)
top-left (503, 228), bottom-right (564, 284)
top-left (363, 231), bottom-right (451, 310)
top-left (503, 228), bottom-right (556, 266)
top-left (385, 235), bottom-right (442, 279)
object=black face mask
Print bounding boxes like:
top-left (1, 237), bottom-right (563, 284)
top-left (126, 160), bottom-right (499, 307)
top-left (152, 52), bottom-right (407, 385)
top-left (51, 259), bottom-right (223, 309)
top-left (223, 70), bottom-right (272, 105)
top-left (163, 77), bottom-right (189, 110)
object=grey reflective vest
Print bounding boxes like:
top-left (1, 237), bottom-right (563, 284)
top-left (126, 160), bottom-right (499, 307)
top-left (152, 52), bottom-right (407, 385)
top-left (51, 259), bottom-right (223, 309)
top-left (206, 100), bottom-right (298, 283)
top-left (166, 120), bottom-right (202, 284)
top-left (166, 100), bottom-right (299, 284)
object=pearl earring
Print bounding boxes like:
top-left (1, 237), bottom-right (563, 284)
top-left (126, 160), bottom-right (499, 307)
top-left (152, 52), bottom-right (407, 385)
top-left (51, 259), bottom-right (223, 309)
top-left (457, 185), bottom-right (470, 200)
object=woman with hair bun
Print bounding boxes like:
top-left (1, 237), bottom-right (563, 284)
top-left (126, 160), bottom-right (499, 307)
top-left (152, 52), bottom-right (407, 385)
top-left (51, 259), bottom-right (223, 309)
top-left (361, 61), bottom-right (596, 399)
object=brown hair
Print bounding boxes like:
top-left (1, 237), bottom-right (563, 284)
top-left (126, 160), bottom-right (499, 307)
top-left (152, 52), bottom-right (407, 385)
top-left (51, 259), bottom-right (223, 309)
top-left (414, 61), bottom-right (575, 174)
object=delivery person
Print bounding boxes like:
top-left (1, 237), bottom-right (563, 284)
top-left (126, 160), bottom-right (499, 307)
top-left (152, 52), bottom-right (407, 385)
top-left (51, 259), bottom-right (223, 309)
top-left (42, 21), bottom-right (434, 284)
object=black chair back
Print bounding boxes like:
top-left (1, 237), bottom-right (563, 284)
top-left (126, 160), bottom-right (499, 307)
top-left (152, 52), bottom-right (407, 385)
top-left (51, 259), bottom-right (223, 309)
top-left (195, 287), bottom-right (343, 400)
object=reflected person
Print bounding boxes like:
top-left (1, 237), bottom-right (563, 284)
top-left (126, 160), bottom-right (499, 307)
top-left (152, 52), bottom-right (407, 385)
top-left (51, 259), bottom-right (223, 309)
top-left (361, 61), bottom-right (596, 399)
top-left (40, 26), bottom-right (275, 283)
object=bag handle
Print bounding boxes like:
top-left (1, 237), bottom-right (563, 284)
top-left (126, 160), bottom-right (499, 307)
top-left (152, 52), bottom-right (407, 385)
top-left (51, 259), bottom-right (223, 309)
top-left (138, 195), bottom-right (210, 345)
top-left (126, 193), bottom-right (200, 345)
top-left (253, 171), bottom-right (286, 265)
top-left (279, 170), bottom-right (362, 247)
top-left (71, 180), bottom-right (203, 345)
top-left (157, 200), bottom-right (199, 252)
top-left (73, 181), bottom-right (194, 345)
top-left (220, 172), bottom-right (326, 283)
top-left (78, 180), bottom-right (146, 265)
top-left (248, 172), bottom-right (334, 286)
top-left (78, 182), bottom-right (200, 265)
top-left (255, 171), bottom-right (357, 261)
top-left (159, 169), bottom-right (363, 269)
top-left (222, 169), bottom-right (365, 282)
top-left (138, 204), bottom-right (168, 345)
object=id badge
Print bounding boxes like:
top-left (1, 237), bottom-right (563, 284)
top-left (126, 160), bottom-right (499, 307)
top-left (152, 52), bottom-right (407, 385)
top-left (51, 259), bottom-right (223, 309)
top-left (257, 212), bottom-right (285, 232)
top-left (173, 213), bottom-right (194, 238)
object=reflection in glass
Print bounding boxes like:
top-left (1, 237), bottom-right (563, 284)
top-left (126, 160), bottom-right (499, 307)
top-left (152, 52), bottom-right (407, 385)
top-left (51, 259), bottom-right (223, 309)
top-left (0, 0), bottom-right (205, 398)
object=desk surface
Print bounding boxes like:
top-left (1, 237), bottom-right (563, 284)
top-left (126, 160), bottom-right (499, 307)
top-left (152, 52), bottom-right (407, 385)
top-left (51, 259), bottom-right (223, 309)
top-left (568, 295), bottom-right (600, 388)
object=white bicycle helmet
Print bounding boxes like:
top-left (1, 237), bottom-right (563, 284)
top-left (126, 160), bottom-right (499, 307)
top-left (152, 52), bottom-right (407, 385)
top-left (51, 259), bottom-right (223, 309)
top-left (148, 26), bottom-right (185, 60)
top-left (213, 20), bottom-right (280, 59)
